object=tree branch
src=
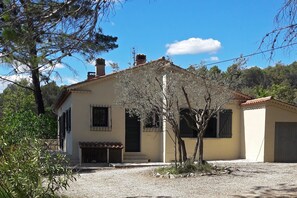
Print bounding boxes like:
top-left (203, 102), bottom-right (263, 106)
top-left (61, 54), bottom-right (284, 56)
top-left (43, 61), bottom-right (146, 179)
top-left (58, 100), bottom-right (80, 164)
top-left (0, 76), bottom-right (34, 91)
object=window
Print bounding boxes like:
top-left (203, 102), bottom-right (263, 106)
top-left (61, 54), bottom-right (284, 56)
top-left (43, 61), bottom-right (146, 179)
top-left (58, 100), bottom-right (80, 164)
top-left (65, 108), bottom-right (71, 132)
top-left (144, 112), bottom-right (162, 132)
top-left (145, 112), bottom-right (161, 128)
top-left (180, 108), bottom-right (196, 137)
top-left (59, 114), bottom-right (66, 149)
top-left (179, 109), bottom-right (232, 138)
top-left (91, 105), bottom-right (111, 130)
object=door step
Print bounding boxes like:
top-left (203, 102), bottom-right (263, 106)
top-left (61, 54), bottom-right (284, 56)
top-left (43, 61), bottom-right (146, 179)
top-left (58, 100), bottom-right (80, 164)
top-left (123, 152), bottom-right (149, 163)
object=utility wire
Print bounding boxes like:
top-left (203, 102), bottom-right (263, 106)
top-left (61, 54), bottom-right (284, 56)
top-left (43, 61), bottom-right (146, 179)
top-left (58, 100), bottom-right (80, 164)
top-left (205, 42), bottom-right (297, 66)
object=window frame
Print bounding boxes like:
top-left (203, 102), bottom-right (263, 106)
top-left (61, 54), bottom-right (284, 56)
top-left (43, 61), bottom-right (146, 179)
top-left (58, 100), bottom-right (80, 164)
top-left (90, 105), bottom-right (112, 131)
top-left (143, 111), bottom-right (162, 132)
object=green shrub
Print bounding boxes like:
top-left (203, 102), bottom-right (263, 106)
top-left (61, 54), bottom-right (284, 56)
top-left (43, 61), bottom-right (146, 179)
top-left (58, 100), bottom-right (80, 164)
top-left (0, 110), bottom-right (75, 197)
top-left (0, 137), bottom-right (75, 198)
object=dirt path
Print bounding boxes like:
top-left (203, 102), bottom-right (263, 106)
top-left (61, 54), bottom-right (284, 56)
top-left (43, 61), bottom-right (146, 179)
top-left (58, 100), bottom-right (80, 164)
top-left (61, 162), bottom-right (297, 198)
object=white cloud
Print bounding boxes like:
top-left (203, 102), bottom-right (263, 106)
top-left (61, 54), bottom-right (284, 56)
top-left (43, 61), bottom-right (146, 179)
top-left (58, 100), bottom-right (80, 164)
top-left (0, 73), bottom-right (31, 93)
top-left (166, 37), bottom-right (221, 55)
top-left (205, 56), bottom-right (219, 62)
top-left (210, 56), bottom-right (219, 61)
top-left (55, 63), bottom-right (65, 69)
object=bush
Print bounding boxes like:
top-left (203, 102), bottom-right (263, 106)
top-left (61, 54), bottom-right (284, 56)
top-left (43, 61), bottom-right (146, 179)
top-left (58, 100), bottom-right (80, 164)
top-left (0, 137), bottom-right (75, 197)
top-left (0, 110), bottom-right (75, 197)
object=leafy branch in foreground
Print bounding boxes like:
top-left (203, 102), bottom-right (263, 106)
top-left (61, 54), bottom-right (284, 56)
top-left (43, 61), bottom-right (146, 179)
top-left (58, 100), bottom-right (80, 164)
top-left (0, 0), bottom-right (120, 114)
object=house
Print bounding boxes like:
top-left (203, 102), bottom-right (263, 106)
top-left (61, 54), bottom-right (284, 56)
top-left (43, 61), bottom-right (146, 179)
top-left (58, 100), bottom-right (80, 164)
top-left (54, 55), bottom-right (297, 164)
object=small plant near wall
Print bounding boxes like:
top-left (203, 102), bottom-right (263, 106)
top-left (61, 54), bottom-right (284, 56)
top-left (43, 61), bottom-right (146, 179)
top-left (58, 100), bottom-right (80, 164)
top-left (154, 161), bottom-right (234, 178)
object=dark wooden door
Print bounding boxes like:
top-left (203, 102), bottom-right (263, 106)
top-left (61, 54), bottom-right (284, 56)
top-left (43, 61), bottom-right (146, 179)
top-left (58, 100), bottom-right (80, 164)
top-left (125, 111), bottom-right (141, 152)
top-left (275, 122), bottom-right (297, 162)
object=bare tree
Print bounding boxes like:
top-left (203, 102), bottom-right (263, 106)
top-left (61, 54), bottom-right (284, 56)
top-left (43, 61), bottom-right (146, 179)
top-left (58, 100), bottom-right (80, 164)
top-left (0, 0), bottom-right (120, 114)
top-left (261, 0), bottom-right (297, 57)
top-left (116, 58), bottom-right (243, 165)
top-left (116, 59), bottom-right (188, 164)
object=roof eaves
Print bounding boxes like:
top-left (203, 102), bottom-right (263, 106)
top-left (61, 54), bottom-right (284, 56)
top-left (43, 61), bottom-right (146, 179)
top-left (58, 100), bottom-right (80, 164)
top-left (241, 96), bottom-right (297, 111)
top-left (241, 96), bottom-right (272, 106)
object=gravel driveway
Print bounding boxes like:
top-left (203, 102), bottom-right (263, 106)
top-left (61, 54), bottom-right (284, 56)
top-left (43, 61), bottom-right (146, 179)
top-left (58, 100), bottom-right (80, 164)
top-left (61, 161), bottom-right (297, 198)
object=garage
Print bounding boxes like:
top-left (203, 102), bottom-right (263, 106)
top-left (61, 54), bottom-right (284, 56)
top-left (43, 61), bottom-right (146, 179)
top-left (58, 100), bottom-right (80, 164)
top-left (275, 122), bottom-right (297, 162)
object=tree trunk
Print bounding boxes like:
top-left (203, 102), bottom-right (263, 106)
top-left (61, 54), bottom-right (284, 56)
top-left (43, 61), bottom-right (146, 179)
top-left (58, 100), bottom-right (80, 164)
top-left (180, 139), bottom-right (187, 162)
top-left (31, 68), bottom-right (45, 115)
top-left (197, 134), bottom-right (204, 165)
top-left (177, 137), bottom-right (187, 164)
top-left (192, 136), bottom-right (199, 162)
top-left (178, 140), bottom-right (182, 164)
top-left (23, 0), bottom-right (45, 115)
top-left (174, 132), bottom-right (177, 168)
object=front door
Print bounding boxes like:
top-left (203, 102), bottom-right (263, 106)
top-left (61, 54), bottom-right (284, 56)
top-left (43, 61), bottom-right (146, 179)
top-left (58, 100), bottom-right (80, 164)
top-left (125, 111), bottom-right (141, 152)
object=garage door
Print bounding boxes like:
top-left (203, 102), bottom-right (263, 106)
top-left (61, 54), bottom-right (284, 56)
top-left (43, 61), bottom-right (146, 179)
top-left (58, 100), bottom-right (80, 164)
top-left (275, 122), bottom-right (297, 162)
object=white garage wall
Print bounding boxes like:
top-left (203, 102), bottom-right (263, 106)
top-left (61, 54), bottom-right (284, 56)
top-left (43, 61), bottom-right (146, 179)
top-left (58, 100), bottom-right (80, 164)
top-left (242, 106), bottom-right (266, 162)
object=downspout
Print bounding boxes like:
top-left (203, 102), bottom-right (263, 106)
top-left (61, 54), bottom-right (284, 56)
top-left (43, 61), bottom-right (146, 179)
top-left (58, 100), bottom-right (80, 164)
top-left (162, 74), bottom-right (167, 163)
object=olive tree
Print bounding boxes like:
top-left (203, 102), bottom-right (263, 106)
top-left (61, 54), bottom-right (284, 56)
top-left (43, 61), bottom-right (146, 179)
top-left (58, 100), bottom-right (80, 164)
top-left (116, 59), bottom-right (188, 164)
top-left (116, 58), bottom-right (243, 165)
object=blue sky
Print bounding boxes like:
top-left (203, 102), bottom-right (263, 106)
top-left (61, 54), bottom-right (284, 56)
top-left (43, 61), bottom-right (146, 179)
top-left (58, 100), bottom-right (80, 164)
top-left (91, 0), bottom-right (296, 75)
top-left (0, 0), bottom-right (296, 91)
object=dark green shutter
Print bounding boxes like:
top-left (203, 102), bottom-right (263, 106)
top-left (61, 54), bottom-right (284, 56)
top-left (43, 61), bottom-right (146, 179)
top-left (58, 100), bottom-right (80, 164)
top-left (180, 108), bottom-right (196, 137)
top-left (69, 108), bottom-right (71, 131)
top-left (219, 109), bottom-right (232, 138)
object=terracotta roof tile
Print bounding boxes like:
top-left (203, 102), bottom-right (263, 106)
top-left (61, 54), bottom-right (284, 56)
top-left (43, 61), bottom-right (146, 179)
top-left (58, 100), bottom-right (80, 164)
top-left (241, 96), bottom-right (272, 106)
top-left (79, 142), bottom-right (123, 149)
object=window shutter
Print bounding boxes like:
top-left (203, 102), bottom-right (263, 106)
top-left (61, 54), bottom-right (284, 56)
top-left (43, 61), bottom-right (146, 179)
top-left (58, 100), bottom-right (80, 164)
top-left (62, 112), bottom-right (66, 137)
top-left (69, 108), bottom-right (71, 131)
top-left (219, 109), bottom-right (232, 138)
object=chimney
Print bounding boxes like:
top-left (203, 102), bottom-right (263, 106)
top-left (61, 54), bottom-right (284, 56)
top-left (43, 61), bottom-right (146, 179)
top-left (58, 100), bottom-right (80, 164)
top-left (136, 54), bottom-right (146, 66)
top-left (87, 72), bottom-right (96, 80)
top-left (95, 58), bottom-right (105, 76)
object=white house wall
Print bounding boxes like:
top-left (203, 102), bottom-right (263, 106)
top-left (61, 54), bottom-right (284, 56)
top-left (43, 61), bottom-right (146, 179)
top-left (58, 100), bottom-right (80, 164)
top-left (57, 95), bottom-right (72, 154)
top-left (165, 103), bottom-right (242, 161)
top-left (69, 77), bottom-right (162, 163)
top-left (242, 105), bottom-right (266, 162)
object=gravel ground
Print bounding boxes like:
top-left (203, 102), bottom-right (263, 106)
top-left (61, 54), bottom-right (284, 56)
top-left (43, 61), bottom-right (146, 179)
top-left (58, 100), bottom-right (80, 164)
top-left (61, 161), bottom-right (297, 198)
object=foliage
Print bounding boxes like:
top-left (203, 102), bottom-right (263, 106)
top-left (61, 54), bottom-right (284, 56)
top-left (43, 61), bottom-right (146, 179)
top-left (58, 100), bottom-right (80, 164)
top-left (116, 58), bottom-right (242, 165)
top-left (0, 79), bottom-right (36, 115)
top-left (0, 0), bottom-right (120, 114)
top-left (0, 110), bottom-right (75, 197)
top-left (0, 79), bottom-right (59, 139)
top-left (41, 81), bottom-right (65, 112)
top-left (239, 61), bottom-right (297, 105)
top-left (0, 137), bottom-right (75, 197)
top-left (116, 59), bottom-right (188, 164)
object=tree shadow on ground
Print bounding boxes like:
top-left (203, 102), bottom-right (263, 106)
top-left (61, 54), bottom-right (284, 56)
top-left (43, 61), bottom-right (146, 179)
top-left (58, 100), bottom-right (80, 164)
top-left (233, 183), bottom-right (297, 197)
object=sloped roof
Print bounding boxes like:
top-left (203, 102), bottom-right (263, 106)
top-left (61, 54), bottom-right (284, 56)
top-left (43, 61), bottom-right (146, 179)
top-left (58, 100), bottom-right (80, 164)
top-left (241, 96), bottom-right (272, 106)
top-left (241, 96), bottom-right (297, 111)
top-left (54, 57), bottom-right (252, 110)
top-left (54, 58), bottom-right (171, 110)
